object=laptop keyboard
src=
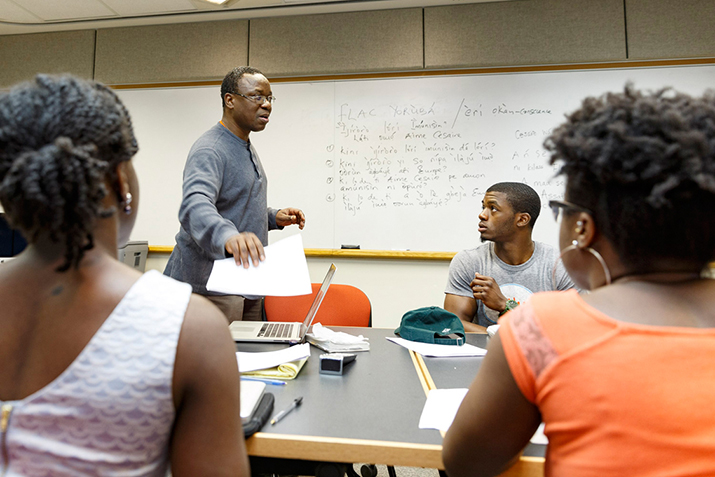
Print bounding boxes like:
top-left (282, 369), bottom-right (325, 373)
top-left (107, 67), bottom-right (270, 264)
top-left (258, 322), bottom-right (294, 338)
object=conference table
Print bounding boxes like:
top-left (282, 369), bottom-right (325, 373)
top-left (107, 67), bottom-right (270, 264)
top-left (237, 327), bottom-right (545, 477)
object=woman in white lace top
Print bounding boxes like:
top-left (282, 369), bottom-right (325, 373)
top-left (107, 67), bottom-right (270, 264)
top-left (0, 75), bottom-right (249, 476)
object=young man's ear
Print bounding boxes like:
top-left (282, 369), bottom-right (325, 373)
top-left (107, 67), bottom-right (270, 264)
top-left (515, 212), bottom-right (532, 228)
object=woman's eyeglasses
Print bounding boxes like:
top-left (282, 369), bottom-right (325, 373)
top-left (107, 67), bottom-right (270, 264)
top-left (548, 200), bottom-right (592, 222)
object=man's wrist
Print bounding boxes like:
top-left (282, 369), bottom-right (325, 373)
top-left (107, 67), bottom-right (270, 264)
top-left (499, 298), bottom-right (519, 317)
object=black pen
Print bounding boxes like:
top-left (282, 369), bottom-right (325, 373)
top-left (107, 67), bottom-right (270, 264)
top-left (270, 397), bottom-right (303, 425)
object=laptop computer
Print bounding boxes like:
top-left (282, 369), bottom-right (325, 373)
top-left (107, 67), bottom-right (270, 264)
top-left (229, 263), bottom-right (337, 343)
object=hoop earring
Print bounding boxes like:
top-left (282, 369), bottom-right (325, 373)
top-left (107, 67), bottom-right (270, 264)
top-left (123, 192), bottom-right (133, 215)
top-left (552, 240), bottom-right (612, 289)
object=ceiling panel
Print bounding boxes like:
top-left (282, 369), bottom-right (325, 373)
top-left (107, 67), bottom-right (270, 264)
top-left (14, 0), bottom-right (117, 21)
top-left (0, 0), bottom-right (520, 34)
top-left (101, 0), bottom-right (197, 16)
top-left (0, 0), bottom-right (41, 22)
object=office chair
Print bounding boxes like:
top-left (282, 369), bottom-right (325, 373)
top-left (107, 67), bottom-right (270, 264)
top-left (264, 283), bottom-right (372, 327)
top-left (265, 284), bottom-right (387, 477)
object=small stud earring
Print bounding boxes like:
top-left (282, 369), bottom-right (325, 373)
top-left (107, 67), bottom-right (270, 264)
top-left (123, 192), bottom-right (133, 215)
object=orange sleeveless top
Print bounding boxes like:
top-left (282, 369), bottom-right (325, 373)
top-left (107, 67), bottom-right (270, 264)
top-left (501, 290), bottom-right (715, 477)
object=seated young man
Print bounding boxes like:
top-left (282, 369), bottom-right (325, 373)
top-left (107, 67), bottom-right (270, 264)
top-left (444, 182), bottom-right (574, 332)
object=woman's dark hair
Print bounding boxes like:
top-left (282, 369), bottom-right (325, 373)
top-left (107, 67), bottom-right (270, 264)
top-left (0, 74), bottom-right (138, 271)
top-left (545, 85), bottom-right (715, 271)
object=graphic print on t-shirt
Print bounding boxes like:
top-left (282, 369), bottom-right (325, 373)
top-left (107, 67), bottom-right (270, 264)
top-left (483, 283), bottom-right (533, 324)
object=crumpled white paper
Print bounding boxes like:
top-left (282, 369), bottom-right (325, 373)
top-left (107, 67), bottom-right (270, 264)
top-left (306, 323), bottom-right (370, 352)
top-left (310, 323), bottom-right (369, 344)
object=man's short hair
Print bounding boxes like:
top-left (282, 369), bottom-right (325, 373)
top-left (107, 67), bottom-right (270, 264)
top-left (220, 66), bottom-right (265, 108)
top-left (486, 182), bottom-right (541, 228)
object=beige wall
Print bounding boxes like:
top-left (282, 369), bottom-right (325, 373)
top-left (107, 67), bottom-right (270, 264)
top-left (425, 0), bottom-right (627, 68)
top-left (94, 20), bottom-right (248, 85)
top-left (0, 30), bottom-right (95, 89)
top-left (145, 253), bottom-right (451, 329)
top-left (626, 0), bottom-right (715, 59)
top-left (250, 9), bottom-right (424, 76)
top-left (4, 0), bottom-right (715, 87)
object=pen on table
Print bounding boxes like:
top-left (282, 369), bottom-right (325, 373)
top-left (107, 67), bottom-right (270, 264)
top-left (241, 377), bottom-right (287, 386)
top-left (270, 397), bottom-right (303, 425)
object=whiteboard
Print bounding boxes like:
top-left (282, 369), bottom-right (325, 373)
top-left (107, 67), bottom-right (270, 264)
top-left (117, 64), bottom-right (715, 252)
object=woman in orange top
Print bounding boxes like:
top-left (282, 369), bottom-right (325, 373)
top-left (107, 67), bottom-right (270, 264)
top-left (443, 86), bottom-right (715, 477)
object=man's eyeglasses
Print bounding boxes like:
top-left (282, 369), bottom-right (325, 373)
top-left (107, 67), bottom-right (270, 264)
top-left (234, 93), bottom-right (276, 104)
top-left (548, 200), bottom-right (592, 222)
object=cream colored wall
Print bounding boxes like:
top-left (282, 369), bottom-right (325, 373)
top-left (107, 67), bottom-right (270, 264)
top-left (146, 253), bottom-right (451, 329)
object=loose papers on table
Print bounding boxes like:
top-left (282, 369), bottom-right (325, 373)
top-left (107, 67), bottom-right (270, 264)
top-left (386, 337), bottom-right (487, 357)
top-left (418, 388), bottom-right (550, 445)
top-left (236, 343), bottom-right (311, 373)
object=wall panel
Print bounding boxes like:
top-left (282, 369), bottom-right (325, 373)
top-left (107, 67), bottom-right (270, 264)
top-left (95, 20), bottom-right (248, 85)
top-left (424, 0), bottom-right (626, 69)
top-left (0, 30), bottom-right (95, 89)
top-left (626, 0), bottom-right (715, 59)
top-left (250, 9), bottom-right (423, 76)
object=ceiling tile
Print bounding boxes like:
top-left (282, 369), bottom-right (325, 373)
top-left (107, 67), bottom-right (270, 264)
top-left (16, 0), bottom-right (117, 21)
top-left (0, 0), bottom-right (42, 23)
top-left (101, 0), bottom-right (197, 16)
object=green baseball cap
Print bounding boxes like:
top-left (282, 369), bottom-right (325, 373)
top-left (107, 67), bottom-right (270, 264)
top-left (395, 306), bottom-right (465, 346)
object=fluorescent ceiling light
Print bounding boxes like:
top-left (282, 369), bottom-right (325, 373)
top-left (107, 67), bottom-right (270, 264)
top-left (202, 0), bottom-right (231, 4)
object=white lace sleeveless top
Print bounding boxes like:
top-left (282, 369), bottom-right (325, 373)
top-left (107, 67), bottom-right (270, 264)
top-left (0, 270), bottom-right (192, 476)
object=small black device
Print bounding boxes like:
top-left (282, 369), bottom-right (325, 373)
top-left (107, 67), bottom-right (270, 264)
top-left (243, 393), bottom-right (274, 437)
top-left (319, 353), bottom-right (357, 375)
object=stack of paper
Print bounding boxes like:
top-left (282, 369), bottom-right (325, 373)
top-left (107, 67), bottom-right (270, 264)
top-left (236, 343), bottom-right (311, 381)
top-left (386, 337), bottom-right (487, 357)
top-left (242, 357), bottom-right (308, 380)
top-left (418, 388), bottom-right (550, 445)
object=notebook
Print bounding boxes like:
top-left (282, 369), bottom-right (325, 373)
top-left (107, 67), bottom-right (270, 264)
top-left (230, 263), bottom-right (336, 343)
top-left (240, 379), bottom-right (266, 424)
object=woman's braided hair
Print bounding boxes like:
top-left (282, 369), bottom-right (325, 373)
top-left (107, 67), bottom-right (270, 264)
top-left (0, 75), bottom-right (138, 271)
top-left (545, 85), bottom-right (715, 271)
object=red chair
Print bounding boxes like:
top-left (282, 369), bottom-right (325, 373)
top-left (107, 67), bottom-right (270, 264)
top-left (264, 283), bottom-right (371, 327)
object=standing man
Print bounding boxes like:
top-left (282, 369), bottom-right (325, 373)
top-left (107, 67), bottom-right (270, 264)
top-left (165, 66), bottom-right (305, 322)
top-left (444, 182), bottom-right (574, 331)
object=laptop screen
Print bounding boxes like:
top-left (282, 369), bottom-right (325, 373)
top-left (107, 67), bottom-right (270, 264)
top-left (298, 263), bottom-right (337, 341)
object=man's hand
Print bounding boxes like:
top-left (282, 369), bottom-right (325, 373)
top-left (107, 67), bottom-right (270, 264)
top-left (470, 273), bottom-right (507, 313)
top-left (276, 208), bottom-right (306, 229)
top-left (225, 232), bottom-right (265, 269)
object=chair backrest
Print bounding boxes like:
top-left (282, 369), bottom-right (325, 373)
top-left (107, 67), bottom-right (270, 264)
top-left (264, 283), bottom-right (371, 327)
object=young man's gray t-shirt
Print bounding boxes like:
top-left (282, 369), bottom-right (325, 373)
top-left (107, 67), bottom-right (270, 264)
top-left (445, 241), bottom-right (574, 326)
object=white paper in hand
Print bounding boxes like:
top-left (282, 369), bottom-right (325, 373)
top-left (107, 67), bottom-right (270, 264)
top-left (206, 234), bottom-right (311, 296)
